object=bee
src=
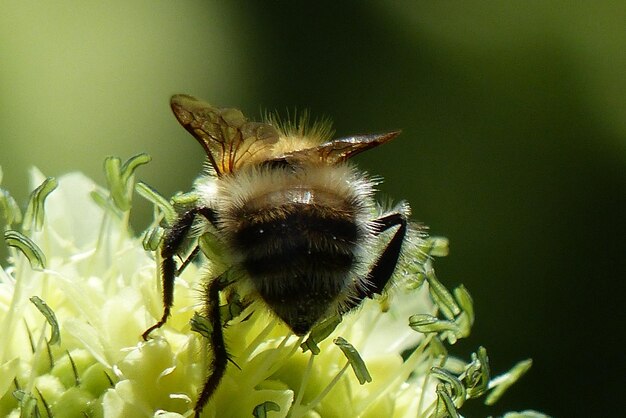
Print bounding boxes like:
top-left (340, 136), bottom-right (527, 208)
top-left (143, 94), bottom-right (412, 417)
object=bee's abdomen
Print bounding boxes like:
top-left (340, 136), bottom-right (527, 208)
top-left (229, 203), bottom-right (362, 335)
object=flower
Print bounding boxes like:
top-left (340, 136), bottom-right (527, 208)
top-left (0, 156), bottom-right (544, 417)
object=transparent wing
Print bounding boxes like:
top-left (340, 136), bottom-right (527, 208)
top-left (170, 94), bottom-right (279, 176)
top-left (278, 131), bottom-right (401, 165)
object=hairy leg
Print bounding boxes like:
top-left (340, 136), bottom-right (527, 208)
top-left (342, 211), bottom-right (408, 312)
top-left (194, 273), bottom-right (232, 417)
top-left (142, 206), bottom-right (217, 340)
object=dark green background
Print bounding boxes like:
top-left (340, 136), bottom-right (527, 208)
top-left (2, 2), bottom-right (624, 417)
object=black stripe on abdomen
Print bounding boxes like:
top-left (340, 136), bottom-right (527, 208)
top-left (230, 204), bottom-right (361, 334)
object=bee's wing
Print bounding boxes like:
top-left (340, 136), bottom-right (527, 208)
top-left (280, 131), bottom-right (401, 165)
top-left (170, 94), bottom-right (279, 176)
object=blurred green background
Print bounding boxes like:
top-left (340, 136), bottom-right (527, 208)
top-left (2, 2), bottom-right (624, 417)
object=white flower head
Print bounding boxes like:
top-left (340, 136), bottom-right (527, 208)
top-left (0, 157), bottom-right (541, 418)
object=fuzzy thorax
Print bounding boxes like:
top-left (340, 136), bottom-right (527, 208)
top-left (193, 163), bottom-right (381, 334)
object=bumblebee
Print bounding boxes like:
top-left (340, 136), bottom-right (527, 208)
top-left (143, 95), bottom-right (411, 417)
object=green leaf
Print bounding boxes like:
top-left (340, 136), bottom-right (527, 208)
top-left (22, 176), bottom-right (57, 231)
top-left (300, 314), bottom-right (342, 354)
top-left (4, 230), bottom-right (46, 270)
top-left (171, 190), bottom-right (200, 207)
top-left (485, 359), bottom-right (532, 405)
top-left (431, 366), bottom-right (466, 406)
top-left (141, 226), bottom-right (164, 252)
top-left (135, 181), bottom-right (175, 225)
top-left (104, 156), bottom-right (127, 211)
top-left (434, 383), bottom-right (460, 418)
top-left (29, 296), bottom-right (60, 345)
top-left (0, 188), bottom-right (22, 226)
top-left (427, 272), bottom-right (460, 320)
top-left (105, 154), bottom-right (150, 212)
top-left (454, 285), bottom-right (474, 326)
top-left (463, 346), bottom-right (490, 399)
top-left (333, 336), bottom-right (371, 384)
top-left (409, 314), bottom-right (461, 336)
top-left (120, 153), bottom-right (151, 185)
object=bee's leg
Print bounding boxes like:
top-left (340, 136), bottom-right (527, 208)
top-left (343, 212), bottom-right (408, 311)
top-left (194, 272), bottom-right (231, 417)
top-left (142, 206), bottom-right (217, 340)
top-left (175, 206), bottom-right (219, 275)
top-left (176, 245), bottom-right (201, 276)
